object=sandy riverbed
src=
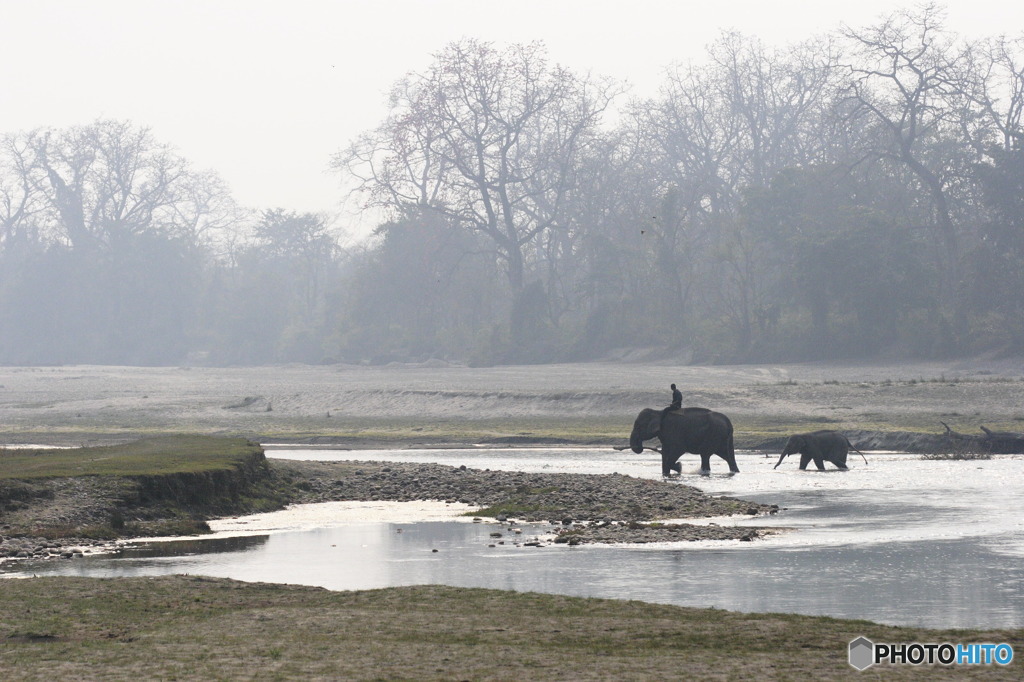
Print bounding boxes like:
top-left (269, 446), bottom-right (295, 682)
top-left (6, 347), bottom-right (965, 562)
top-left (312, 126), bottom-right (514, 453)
top-left (2, 357), bottom-right (1023, 447)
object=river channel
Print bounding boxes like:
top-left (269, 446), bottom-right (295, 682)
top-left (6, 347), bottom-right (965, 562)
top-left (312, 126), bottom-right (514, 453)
top-left (5, 448), bottom-right (1023, 630)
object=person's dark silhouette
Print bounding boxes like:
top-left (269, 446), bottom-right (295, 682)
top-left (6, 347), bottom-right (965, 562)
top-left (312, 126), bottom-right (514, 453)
top-left (661, 383), bottom-right (684, 426)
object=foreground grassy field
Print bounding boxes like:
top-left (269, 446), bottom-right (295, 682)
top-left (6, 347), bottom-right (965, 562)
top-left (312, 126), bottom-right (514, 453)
top-left (0, 576), bottom-right (1020, 681)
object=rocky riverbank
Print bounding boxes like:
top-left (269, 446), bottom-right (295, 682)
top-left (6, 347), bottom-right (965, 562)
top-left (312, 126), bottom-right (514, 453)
top-left (0, 535), bottom-right (112, 561)
top-left (0, 476), bottom-right (141, 562)
top-left (271, 458), bottom-right (780, 546)
top-left (0, 456), bottom-right (781, 563)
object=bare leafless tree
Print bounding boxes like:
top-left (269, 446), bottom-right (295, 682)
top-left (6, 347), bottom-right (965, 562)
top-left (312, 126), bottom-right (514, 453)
top-left (18, 119), bottom-right (231, 252)
top-left (840, 4), bottom-right (980, 348)
top-left (0, 134), bottom-right (45, 250)
top-left (335, 39), bottom-right (622, 292)
top-left (959, 35), bottom-right (1024, 155)
top-left (708, 32), bottom-right (844, 185)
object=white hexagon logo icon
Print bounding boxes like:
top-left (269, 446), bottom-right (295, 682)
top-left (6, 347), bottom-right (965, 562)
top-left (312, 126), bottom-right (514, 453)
top-left (849, 636), bottom-right (875, 670)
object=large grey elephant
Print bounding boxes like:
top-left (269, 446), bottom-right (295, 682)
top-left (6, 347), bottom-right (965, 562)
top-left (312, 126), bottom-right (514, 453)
top-left (630, 407), bottom-right (739, 475)
top-left (773, 430), bottom-right (868, 470)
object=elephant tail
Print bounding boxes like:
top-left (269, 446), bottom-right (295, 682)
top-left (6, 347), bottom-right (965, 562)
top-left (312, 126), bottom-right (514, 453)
top-left (845, 436), bottom-right (869, 465)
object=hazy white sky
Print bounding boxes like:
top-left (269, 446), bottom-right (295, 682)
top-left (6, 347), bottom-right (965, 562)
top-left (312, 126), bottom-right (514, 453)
top-left (3, 1), bottom-right (1022, 235)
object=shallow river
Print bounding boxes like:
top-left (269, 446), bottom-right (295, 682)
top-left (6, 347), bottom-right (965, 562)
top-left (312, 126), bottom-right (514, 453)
top-left (6, 448), bottom-right (1024, 629)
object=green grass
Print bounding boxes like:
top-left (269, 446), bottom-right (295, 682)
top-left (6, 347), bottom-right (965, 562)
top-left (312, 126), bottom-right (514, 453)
top-left (0, 576), bottom-right (1019, 680)
top-left (0, 435), bottom-right (262, 480)
top-left (252, 415), bottom-right (636, 454)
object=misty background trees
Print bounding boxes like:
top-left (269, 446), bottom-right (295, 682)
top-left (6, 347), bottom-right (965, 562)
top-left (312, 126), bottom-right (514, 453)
top-left (1, 6), bottom-right (1022, 366)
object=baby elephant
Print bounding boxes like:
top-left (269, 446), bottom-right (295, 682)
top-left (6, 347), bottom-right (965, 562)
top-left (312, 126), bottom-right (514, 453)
top-left (774, 430), bottom-right (868, 470)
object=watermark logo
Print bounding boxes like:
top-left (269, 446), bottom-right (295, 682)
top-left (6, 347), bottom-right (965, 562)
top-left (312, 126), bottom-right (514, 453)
top-left (849, 636), bottom-right (1014, 670)
top-left (848, 637), bottom-right (874, 671)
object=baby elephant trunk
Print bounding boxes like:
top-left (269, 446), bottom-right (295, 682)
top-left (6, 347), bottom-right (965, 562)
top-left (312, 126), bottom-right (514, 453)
top-left (773, 444), bottom-right (795, 469)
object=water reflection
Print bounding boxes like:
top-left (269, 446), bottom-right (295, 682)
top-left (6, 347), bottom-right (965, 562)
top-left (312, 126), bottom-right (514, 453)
top-left (3, 450), bottom-right (1023, 630)
top-left (9, 519), bottom-right (1022, 629)
top-left (120, 534), bottom-right (269, 558)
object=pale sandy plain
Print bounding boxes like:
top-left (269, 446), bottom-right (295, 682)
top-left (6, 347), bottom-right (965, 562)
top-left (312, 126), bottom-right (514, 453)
top-left (1, 356), bottom-right (1023, 446)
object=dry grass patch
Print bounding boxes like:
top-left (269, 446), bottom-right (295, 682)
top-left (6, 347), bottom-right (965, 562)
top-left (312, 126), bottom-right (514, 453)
top-left (0, 576), bottom-right (1020, 681)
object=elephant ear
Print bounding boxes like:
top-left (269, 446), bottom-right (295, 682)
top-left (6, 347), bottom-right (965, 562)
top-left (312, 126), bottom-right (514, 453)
top-left (642, 409), bottom-right (662, 439)
top-left (781, 435), bottom-right (800, 455)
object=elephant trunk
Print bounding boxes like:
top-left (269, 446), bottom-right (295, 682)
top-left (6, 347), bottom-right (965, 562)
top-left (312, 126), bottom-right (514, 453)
top-left (630, 409), bottom-right (661, 454)
top-left (773, 451), bottom-right (789, 469)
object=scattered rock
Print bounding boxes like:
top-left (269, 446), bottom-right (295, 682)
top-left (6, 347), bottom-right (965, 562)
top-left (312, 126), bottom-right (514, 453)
top-left (273, 459), bottom-right (780, 545)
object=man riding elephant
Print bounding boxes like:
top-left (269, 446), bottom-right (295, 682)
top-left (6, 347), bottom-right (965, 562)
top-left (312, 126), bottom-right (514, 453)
top-left (630, 406), bottom-right (739, 475)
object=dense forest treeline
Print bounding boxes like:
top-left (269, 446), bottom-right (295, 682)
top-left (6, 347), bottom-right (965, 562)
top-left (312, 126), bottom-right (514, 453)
top-left (1, 5), bottom-right (1022, 366)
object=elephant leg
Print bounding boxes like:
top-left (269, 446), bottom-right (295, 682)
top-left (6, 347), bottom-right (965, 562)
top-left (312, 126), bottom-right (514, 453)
top-left (719, 452), bottom-right (740, 473)
top-left (670, 461), bottom-right (682, 474)
top-left (662, 452), bottom-right (681, 477)
top-left (799, 453), bottom-right (812, 470)
top-left (812, 456), bottom-right (826, 471)
top-left (699, 453), bottom-right (712, 474)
